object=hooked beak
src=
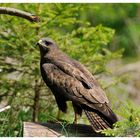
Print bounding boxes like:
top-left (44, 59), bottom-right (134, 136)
top-left (36, 39), bottom-right (43, 46)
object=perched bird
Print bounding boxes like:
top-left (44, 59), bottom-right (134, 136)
top-left (37, 38), bottom-right (118, 132)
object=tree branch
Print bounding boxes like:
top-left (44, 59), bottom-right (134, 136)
top-left (32, 79), bottom-right (42, 122)
top-left (0, 7), bottom-right (40, 22)
top-left (0, 105), bottom-right (11, 113)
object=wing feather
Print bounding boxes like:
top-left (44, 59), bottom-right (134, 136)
top-left (51, 60), bottom-right (93, 89)
top-left (73, 60), bottom-right (109, 103)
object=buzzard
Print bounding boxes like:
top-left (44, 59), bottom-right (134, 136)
top-left (37, 38), bottom-right (118, 132)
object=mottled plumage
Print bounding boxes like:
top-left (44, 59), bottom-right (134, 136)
top-left (37, 38), bottom-right (118, 132)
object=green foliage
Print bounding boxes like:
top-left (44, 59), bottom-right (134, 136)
top-left (85, 4), bottom-right (140, 58)
top-left (102, 102), bottom-right (140, 137)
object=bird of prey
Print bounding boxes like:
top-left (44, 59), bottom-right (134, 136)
top-left (37, 38), bottom-right (118, 132)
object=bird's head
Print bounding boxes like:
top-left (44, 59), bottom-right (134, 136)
top-left (37, 38), bottom-right (57, 53)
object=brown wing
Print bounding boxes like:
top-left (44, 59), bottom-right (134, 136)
top-left (49, 59), bottom-right (109, 104)
top-left (42, 63), bottom-right (99, 104)
top-left (42, 63), bottom-right (117, 125)
top-left (42, 63), bottom-right (109, 111)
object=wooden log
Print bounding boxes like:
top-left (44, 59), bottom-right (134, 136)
top-left (23, 121), bottom-right (104, 137)
top-left (23, 122), bottom-right (62, 137)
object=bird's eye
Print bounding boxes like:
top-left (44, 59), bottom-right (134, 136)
top-left (45, 41), bottom-right (51, 46)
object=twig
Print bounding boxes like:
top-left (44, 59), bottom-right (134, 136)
top-left (0, 7), bottom-right (40, 22)
top-left (0, 105), bottom-right (11, 113)
top-left (32, 79), bottom-right (42, 122)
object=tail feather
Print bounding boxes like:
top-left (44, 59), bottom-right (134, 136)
top-left (84, 110), bottom-right (112, 133)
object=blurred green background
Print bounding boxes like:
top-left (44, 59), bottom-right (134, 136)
top-left (0, 3), bottom-right (140, 137)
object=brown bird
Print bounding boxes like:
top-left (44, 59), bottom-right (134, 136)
top-left (37, 38), bottom-right (118, 132)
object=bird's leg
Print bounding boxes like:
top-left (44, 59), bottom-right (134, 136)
top-left (73, 112), bottom-right (78, 124)
top-left (72, 102), bottom-right (82, 124)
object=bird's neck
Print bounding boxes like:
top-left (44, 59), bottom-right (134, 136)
top-left (40, 48), bottom-right (57, 64)
top-left (40, 48), bottom-right (70, 65)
